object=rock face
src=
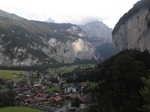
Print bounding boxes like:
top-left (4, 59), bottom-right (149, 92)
top-left (112, 0), bottom-right (150, 52)
top-left (80, 21), bottom-right (116, 60)
top-left (80, 21), bottom-right (112, 47)
top-left (0, 9), bottom-right (115, 66)
top-left (0, 10), bottom-right (95, 66)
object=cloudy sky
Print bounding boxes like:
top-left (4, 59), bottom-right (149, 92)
top-left (0, 0), bottom-right (139, 28)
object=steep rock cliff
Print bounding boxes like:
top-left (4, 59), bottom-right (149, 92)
top-left (112, 0), bottom-right (150, 51)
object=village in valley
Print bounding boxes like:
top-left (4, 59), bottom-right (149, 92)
top-left (0, 66), bottom-right (95, 112)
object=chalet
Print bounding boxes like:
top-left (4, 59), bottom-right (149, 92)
top-left (34, 97), bottom-right (47, 102)
top-left (49, 96), bottom-right (63, 103)
top-left (64, 87), bottom-right (77, 93)
top-left (36, 93), bottom-right (48, 98)
top-left (24, 98), bottom-right (34, 104)
top-left (34, 84), bottom-right (46, 90)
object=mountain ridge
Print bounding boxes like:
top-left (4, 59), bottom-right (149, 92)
top-left (0, 9), bottom-right (113, 66)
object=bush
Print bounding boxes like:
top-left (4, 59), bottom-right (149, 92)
top-left (0, 88), bottom-right (16, 107)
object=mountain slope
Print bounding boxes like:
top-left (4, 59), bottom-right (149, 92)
top-left (0, 10), bottom-right (95, 66)
top-left (80, 20), bottom-right (115, 60)
top-left (80, 21), bottom-right (112, 46)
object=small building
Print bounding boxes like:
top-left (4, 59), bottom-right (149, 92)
top-left (64, 87), bottom-right (77, 93)
top-left (36, 93), bottom-right (48, 98)
top-left (49, 96), bottom-right (63, 103)
top-left (23, 98), bottom-right (34, 104)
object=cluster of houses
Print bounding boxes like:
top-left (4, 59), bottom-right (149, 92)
top-left (0, 73), bottom-right (91, 112)
top-left (13, 80), bottom-right (90, 110)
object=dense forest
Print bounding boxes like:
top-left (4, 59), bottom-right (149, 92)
top-left (64, 50), bottom-right (150, 112)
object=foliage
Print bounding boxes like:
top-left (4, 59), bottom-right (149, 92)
top-left (62, 65), bottom-right (96, 83)
top-left (140, 76), bottom-right (150, 111)
top-left (46, 85), bottom-right (60, 93)
top-left (0, 107), bottom-right (45, 112)
top-left (0, 85), bottom-right (16, 107)
top-left (96, 43), bottom-right (117, 60)
top-left (89, 50), bottom-right (150, 112)
top-left (71, 98), bottom-right (81, 107)
top-left (87, 82), bottom-right (98, 89)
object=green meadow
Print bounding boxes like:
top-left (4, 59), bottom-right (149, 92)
top-left (0, 107), bottom-right (45, 112)
top-left (0, 70), bottom-right (25, 81)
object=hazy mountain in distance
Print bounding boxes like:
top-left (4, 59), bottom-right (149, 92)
top-left (80, 20), bottom-right (116, 60)
top-left (80, 20), bottom-right (112, 46)
top-left (47, 18), bottom-right (55, 23)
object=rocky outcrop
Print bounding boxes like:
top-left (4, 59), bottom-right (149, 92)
top-left (0, 9), bottom-right (116, 66)
top-left (80, 21), bottom-right (115, 60)
top-left (112, 0), bottom-right (150, 51)
top-left (0, 10), bottom-right (95, 66)
top-left (80, 21), bottom-right (112, 47)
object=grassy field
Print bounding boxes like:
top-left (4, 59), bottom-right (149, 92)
top-left (0, 107), bottom-right (45, 112)
top-left (0, 64), bottom-right (95, 81)
top-left (48, 64), bottom-right (95, 74)
top-left (0, 70), bottom-right (25, 81)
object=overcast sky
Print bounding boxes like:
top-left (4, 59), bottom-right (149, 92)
top-left (0, 0), bottom-right (139, 28)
